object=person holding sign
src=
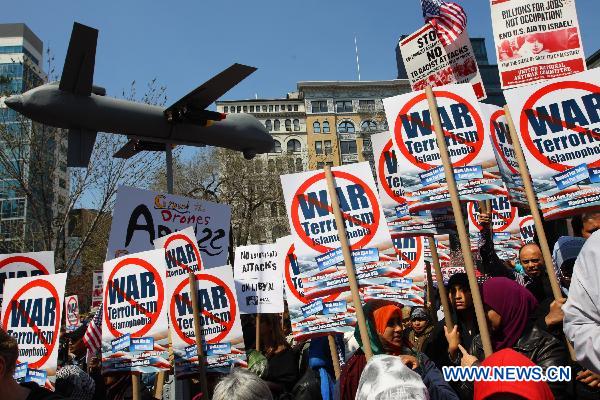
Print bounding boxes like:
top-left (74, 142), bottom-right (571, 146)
top-left (339, 301), bottom-right (458, 400)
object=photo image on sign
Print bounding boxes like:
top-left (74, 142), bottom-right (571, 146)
top-left (413, 58), bottom-right (478, 91)
top-left (497, 28), bottom-right (581, 61)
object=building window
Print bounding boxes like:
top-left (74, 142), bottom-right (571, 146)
top-left (340, 140), bottom-right (357, 154)
top-left (311, 101), bottom-right (328, 113)
top-left (315, 141), bottom-right (323, 154)
top-left (313, 121), bottom-right (321, 133)
top-left (324, 140), bottom-right (332, 154)
top-left (287, 139), bottom-right (301, 153)
top-left (269, 105), bottom-right (274, 112)
top-left (322, 121), bottom-right (330, 133)
top-left (296, 158), bottom-right (303, 172)
top-left (275, 105), bottom-right (279, 112)
top-left (359, 99), bottom-right (375, 110)
top-left (243, 106), bottom-right (248, 112)
top-left (335, 100), bottom-right (353, 113)
top-left (237, 106), bottom-right (242, 112)
top-left (59, 179), bottom-right (66, 189)
top-left (287, 105), bottom-right (292, 111)
top-left (265, 120), bottom-right (272, 131)
top-left (272, 139), bottom-right (282, 153)
top-left (224, 106), bottom-right (229, 113)
top-left (361, 120), bottom-right (377, 132)
top-left (281, 105), bottom-right (286, 110)
top-left (250, 105), bottom-right (254, 112)
top-left (338, 121), bottom-right (355, 133)
top-left (285, 119), bottom-right (292, 131)
top-left (274, 119), bottom-right (281, 131)
top-left (294, 105), bottom-right (299, 111)
top-left (287, 158), bottom-right (295, 172)
top-left (276, 158), bottom-right (283, 170)
top-left (263, 105), bottom-right (267, 112)
top-left (293, 119), bottom-right (300, 131)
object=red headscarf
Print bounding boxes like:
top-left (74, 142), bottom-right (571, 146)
top-left (474, 349), bottom-right (554, 400)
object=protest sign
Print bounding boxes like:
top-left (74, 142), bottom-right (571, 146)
top-left (65, 295), bottom-right (80, 332)
top-left (371, 131), bottom-right (456, 236)
top-left (107, 186), bottom-right (231, 268)
top-left (91, 271), bottom-right (103, 309)
top-left (234, 244), bottom-right (283, 314)
top-left (490, 0), bottom-right (585, 89)
top-left (166, 265), bottom-right (246, 376)
top-left (101, 249), bottom-right (170, 373)
top-left (504, 68), bottom-right (600, 219)
top-left (153, 226), bottom-right (203, 277)
top-left (2, 273), bottom-right (66, 381)
top-left (382, 83), bottom-right (505, 212)
top-left (481, 103), bottom-right (528, 207)
top-left (400, 23), bottom-right (486, 100)
top-left (281, 162), bottom-right (396, 338)
top-left (519, 215), bottom-right (536, 244)
top-left (467, 196), bottom-right (521, 261)
top-left (0, 251), bottom-right (54, 314)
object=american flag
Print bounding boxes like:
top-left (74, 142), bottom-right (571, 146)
top-left (83, 304), bottom-right (102, 353)
top-left (421, 0), bottom-right (467, 47)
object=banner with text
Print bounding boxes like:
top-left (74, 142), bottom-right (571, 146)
top-left (490, 0), bottom-right (585, 89)
top-left (107, 186), bottom-right (231, 268)
top-left (65, 295), bottom-right (80, 332)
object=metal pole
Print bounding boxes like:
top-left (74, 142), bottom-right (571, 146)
top-left (324, 166), bottom-right (373, 360)
top-left (166, 144), bottom-right (174, 194)
top-left (425, 86), bottom-right (493, 357)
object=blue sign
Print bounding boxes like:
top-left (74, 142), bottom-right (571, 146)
top-left (111, 334), bottom-right (131, 353)
top-left (454, 165), bottom-right (483, 181)
top-left (553, 164), bottom-right (589, 190)
top-left (419, 165), bottom-right (445, 185)
top-left (13, 363), bottom-right (27, 381)
top-left (25, 368), bottom-right (47, 386)
top-left (391, 278), bottom-right (413, 288)
top-left (130, 337), bottom-right (154, 352)
top-left (316, 248), bottom-right (344, 270)
top-left (352, 248), bottom-right (380, 264)
top-left (589, 167), bottom-right (600, 184)
top-left (301, 299), bottom-right (324, 318)
top-left (205, 342), bottom-right (231, 356)
top-left (323, 300), bottom-right (347, 315)
top-left (185, 344), bottom-right (198, 360)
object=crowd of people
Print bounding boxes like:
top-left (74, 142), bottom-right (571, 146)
top-left (1, 212), bottom-right (599, 399)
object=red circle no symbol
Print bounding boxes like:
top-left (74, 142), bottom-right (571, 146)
top-left (66, 297), bottom-right (78, 325)
top-left (0, 256), bottom-right (50, 274)
top-left (163, 234), bottom-right (203, 273)
top-left (378, 139), bottom-right (406, 204)
top-left (169, 273), bottom-right (236, 345)
top-left (290, 171), bottom-right (381, 253)
top-left (104, 257), bottom-right (165, 338)
top-left (393, 236), bottom-right (423, 276)
top-left (489, 109), bottom-right (519, 175)
top-left (2, 279), bottom-right (60, 368)
top-left (468, 202), bottom-right (516, 232)
top-left (520, 80), bottom-right (600, 172)
top-left (394, 91), bottom-right (484, 170)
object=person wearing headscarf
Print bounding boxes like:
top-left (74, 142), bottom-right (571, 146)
top-left (355, 355), bottom-right (429, 400)
top-left (455, 277), bottom-right (568, 399)
top-left (404, 307), bottom-right (434, 353)
top-left (474, 349), bottom-right (555, 400)
top-left (338, 301), bottom-right (458, 400)
top-left (563, 230), bottom-right (600, 375)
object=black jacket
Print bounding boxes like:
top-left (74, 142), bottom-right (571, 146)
top-left (465, 323), bottom-right (569, 400)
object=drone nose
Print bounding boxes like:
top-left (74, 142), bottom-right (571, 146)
top-left (4, 94), bottom-right (23, 111)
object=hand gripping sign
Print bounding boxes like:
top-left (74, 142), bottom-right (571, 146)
top-left (481, 103), bottom-right (528, 207)
top-left (504, 69), bottom-right (600, 219)
top-left (234, 244), bottom-right (283, 314)
top-left (371, 131), bottom-right (457, 236)
top-left (400, 23), bottom-right (486, 100)
top-left (101, 249), bottom-right (169, 374)
top-left (467, 196), bottom-right (522, 260)
top-left (65, 295), bottom-right (80, 332)
top-left (1, 273), bottom-right (66, 378)
top-left (107, 186), bottom-right (231, 268)
top-left (166, 265), bottom-right (246, 376)
top-left (382, 83), bottom-right (505, 212)
top-left (490, 0), bottom-right (585, 89)
top-left (0, 251), bottom-right (54, 314)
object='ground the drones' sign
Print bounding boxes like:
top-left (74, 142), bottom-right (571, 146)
top-left (504, 68), bottom-right (600, 219)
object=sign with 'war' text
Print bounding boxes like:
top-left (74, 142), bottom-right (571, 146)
top-left (2, 273), bottom-right (66, 380)
top-left (383, 83), bottom-right (505, 212)
top-left (234, 244), bottom-right (283, 314)
top-left (101, 249), bottom-right (170, 373)
top-left (504, 68), bottom-right (600, 219)
top-left (64, 295), bottom-right (80, 332)
top-left (0, 251), bottom-right (54, 314)
top-left (166, 265), bottom-right (246, 376)
top-left (107, 186), bottom-right (231, 268)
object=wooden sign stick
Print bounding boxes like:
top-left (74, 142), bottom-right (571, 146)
top-left (425, 86), bottom-right (493, 357)
top-left (324, 166), bottom-right (373, 360)
top-left (427, 237), bottom-right (454, 331)
top-left (255, 314), bottom-right (261, 352)
top-left (132, 374), bottom-right (141, 400)
top-left (189, 272), bottom-right (209, 398)
top-left (328, 335), bottom-right (342, 380)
